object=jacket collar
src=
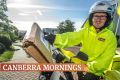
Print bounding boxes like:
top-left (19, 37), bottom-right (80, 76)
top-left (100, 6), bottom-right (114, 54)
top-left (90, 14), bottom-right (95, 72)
top-left (89, 26), bottom-right (108, 34)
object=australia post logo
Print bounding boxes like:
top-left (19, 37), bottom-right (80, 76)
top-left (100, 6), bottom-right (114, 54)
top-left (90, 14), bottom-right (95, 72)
top-left (98, 37), bottom-right (105, 42)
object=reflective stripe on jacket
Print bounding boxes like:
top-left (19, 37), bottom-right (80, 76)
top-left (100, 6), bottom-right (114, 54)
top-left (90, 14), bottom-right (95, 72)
top-left (53, 26), bottom-right (117, 76)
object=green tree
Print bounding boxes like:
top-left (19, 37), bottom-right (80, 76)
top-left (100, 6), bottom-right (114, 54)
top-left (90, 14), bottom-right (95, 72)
top-left (57, 20), bottom-right (76, 33)
top-left (0, 0), bottom-right (11, 23)
top-left (8, 25), bottom-right (19, 41)
top-left (0, 0), bottom-right (11, 32)
top-left (0, 0), bottom-right (18, 42)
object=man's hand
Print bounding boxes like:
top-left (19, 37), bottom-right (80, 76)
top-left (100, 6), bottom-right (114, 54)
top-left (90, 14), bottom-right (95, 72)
top-left (44, 34), bottom-right (56, 45)
top-left (75, 51), bottom-right (88, 61)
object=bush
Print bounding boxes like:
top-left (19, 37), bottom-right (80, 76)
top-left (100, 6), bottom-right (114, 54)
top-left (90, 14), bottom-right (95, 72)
top-left (0, 50), bottom-right (14, 62)
top-left (0, 36), bottom-right (12, 49)
top-left (9, 32), bottom-right (18, 42)
top-left (0, 42), bottom-right (6, 54)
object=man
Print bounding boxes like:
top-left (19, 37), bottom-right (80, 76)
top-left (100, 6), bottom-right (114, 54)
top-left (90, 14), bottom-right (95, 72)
top-left (45, 1), bottom-right (117, 80)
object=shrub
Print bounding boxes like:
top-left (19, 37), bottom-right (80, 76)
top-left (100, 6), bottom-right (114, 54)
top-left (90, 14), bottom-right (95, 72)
top-left (0, 36), bottom-right (12, 49)
top-left (0, 42), bottom-right (5, 54)
top-left (9, 32), bottom-right (18, 42)
top-left (0, 50), bottom-right (14, 62)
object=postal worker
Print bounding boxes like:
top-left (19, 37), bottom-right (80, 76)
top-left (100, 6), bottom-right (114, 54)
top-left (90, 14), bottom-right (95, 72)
top-left (44, 1), bottom-right (117, 80)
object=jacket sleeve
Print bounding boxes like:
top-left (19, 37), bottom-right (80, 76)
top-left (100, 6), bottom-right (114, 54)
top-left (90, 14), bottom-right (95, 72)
top-left (87, 35), bottom-right (117, 75)
top-left (53, 29), bottom-right (84, 48)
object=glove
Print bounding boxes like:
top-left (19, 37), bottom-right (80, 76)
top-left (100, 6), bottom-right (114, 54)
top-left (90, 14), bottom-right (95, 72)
top-left (44, 34), bottom-right (56, 45)
top-left (75, 51), bottom-right (88, 61)
top-left (52, 53), bottom-right (65, 63)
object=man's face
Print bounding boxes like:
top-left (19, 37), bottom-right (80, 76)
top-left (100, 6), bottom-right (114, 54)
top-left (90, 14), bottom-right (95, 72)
top-left (92, 13), bottom-right (107, 29)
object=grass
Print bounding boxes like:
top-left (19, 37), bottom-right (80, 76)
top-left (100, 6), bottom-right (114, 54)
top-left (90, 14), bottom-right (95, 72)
top-left (0, 48), bottom-right (14, 62)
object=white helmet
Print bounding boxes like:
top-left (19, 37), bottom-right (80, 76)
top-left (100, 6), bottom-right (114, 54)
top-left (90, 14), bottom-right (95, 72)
top-left (88, 1), bottom-right (113, 28)
top-left (89, 1), bottom-right (113, 15)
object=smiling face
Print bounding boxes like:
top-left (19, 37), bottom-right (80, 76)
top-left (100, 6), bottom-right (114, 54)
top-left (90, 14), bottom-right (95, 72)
top-left (92, 13), bottom-right (107, 29)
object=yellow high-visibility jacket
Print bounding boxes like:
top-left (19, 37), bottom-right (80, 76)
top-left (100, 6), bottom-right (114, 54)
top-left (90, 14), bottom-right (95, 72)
top-left (53, 26), bottom-right (117, 76)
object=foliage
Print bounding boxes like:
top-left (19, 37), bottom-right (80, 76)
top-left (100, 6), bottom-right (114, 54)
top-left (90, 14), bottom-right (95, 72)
top-left (8, 25), bottom-right (19, 41)
top-left (0, 0), bottom-right (10, 23)
top-left (9, 32), bottom-right (18, 42)
top-left (0, 35), bottom-right (12, 49)
top-left (0, 50), bottom-right (14, 62)
top-left (0, 42), bottom-right (5, 54)
top-left (57, 20), bottom-right (76, 33)
top-left (0, 0), bottom-right (18, 42)
top-left (0, 0), bottom-right (18, 56)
